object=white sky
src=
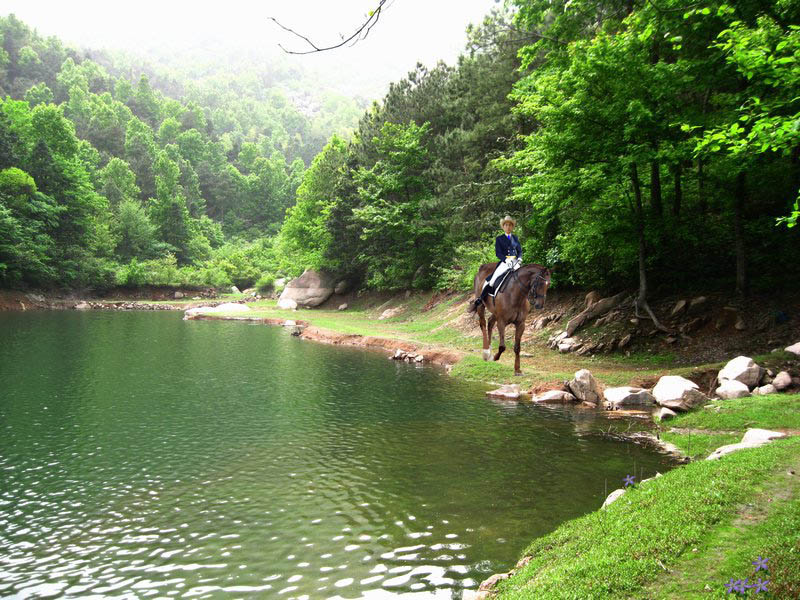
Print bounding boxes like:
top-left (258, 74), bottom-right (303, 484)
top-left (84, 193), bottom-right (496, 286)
top-left (2, 0), bottom-right (503, 99)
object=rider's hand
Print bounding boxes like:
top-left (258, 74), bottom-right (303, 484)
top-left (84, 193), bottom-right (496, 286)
top-left (505, 257), bottom-right (514, 267)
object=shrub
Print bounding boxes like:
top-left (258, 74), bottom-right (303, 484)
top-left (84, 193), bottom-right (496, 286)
top-left (256, 273), bottom-right (275, 294)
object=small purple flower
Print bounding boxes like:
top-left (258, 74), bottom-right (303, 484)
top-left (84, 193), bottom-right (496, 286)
top-left (735, 578), bottom-right (749, 593)
top-left (623, 474), bottom-right (635, 487)
top-left (724, 577), bottom-right (738, 594)
top-left (750, 577), bottom-right (769, 593)
top-left (752, 556), bottom-right (769, 572)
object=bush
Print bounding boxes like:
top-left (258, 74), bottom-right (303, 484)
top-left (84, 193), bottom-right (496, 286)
top-left (256, 273), bottom-right (275, 294)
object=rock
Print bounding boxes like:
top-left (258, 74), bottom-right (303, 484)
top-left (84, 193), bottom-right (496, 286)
top-left (283, 320), bottom-right (297, 327)
top-left (735, 316), bottom-right (746, 331)
top-left (278, 269), bottom-right (335, 307)
top-left (404, 290), bottom-right (411, 299)
top-left (277, 297), bottom-right (298, 310)
top-left (379, 307), bottom-right (404, 320)
top-left (415, 354), bottom-right (424, 363)
top-left (274, 278), bottom-right (286, 290)
top-left (718, 356), bottom-right (763, 389)
top-left (707, 429), bottom-right (786, 460)
top-left (618, 334), bottom-right (632, 349)
top-left (670, 299), bottom-right (687, 317)
top-left (75, 301), bottom-right (91, 310)
top-left (531, 390), bottom-right (576, 403)
top-left (715, 379), bottom-right (751, 399)
top-left (742, 428), bottom-right (786, 445)
top-left (754, 384), bottom-right (777, 396)
top-left (26, 293), bottom-right (45, 303)
top-left (192, 296), bottom-right (201, 300)
top-left (652, 375), bottom-right (707, 412)
top-left (601, 488), bottom-right (626, 508)
top-left (715, 306), bottom-right (738, 330)
top-left (338, 303), bottom-right (348, 311)
top-left (558, 337), bottom-right (579, 353)
top-left (773, 371), bottom-right (792, 391)
top-left (688, 296), bottom-right (708, 314)
top-left (174, 291), bottom-right (185, 299)
top-left (231, 286), bottom-right (241, 294)
top-left (567, 369), bottom-right (601, 404)
top-left (478, 572), bottom-right (511, 592)
top-left (334, 280), bottom-right (349, 295)
top-left (603, 387), bottom-right (655, 409)
top-left (786, 342), bottom-right (800, 357)
top-left (658, 407), bottom-right (678, 420)
top-left (487, 384), bottom-right (523, 400)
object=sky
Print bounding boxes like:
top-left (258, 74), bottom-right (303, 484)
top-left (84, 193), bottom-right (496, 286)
top-left (2, 0), bottom-right (504, 99)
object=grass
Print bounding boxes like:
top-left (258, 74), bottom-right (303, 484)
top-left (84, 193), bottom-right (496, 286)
top-left (665, 394), bottom-right (800, 432)
top-left (494, 436), bottom-right (800, 599)
top-left (660, 431), bottom-right (742, 460)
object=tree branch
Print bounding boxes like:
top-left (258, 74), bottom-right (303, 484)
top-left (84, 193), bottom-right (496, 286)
top-left (269, 1), bottom-right (389, 55)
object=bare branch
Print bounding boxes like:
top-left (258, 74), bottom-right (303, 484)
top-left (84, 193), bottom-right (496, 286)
top-left (269, 1), bottom-right (389, 55)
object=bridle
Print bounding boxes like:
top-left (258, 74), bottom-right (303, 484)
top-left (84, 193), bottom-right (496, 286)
top-left (511, 267), bottom-right (549, 303)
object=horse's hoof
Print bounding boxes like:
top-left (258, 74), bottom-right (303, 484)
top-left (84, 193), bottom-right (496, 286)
top-left (482, 349), bottom-right (491, 361)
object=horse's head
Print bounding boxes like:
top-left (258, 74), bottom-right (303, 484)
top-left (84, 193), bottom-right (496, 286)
top-left (528, 266), bottom-right (551, 310)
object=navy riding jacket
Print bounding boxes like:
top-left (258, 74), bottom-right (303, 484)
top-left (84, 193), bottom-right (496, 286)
top-left (495, 233), bottom-right (522, 261)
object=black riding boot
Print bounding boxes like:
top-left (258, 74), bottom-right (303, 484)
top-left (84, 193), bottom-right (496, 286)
top-left (474, 284), bottom-right (493, 309)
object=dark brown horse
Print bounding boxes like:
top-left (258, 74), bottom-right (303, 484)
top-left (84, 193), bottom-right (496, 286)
top-left (471, 263), bottom-right (551, 376)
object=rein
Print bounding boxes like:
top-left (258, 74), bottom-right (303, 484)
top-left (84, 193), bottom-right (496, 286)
top-left (510, 267), bottom-right (547, 303)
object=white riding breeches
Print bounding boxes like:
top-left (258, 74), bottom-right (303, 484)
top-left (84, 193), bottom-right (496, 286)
top-left (482, 259), bottom-right (520, 290)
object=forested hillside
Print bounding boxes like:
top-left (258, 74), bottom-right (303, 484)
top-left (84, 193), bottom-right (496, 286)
top-left (0, 13), bottom-right (361, 289)
top-left (2, 1), bottom-right (799, 298)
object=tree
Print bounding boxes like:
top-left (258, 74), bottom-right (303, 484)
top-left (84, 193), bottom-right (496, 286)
top-left (98, 157), bottom-right (140, 207)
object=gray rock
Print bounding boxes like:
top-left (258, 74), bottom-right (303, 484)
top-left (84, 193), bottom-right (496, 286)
top-left (753, 384), bottom-right (777, 396)
top-left (174, 291), bottom-right (185, 299)
top-left (334, 280), bottom-right (349, 295)
top-left (75, 302), bottom-right (91, 310)
top-left (379, 307), bottom-right (404, 320)
top-left (567, 369), bottom-right (601, 404)
top-left (277, 297), bottom-right (298, 310)
top-left (278, 269), bottom-right (335, 307)
top-left (773, 371), bottom-right (792, 391)
top-left (487, 384), bottom-right (523, 400)
top-left (603, 386), bottom-right (655, 409)
top-left (707, 429), bottom-right (786, 460)
top-left (338, 303), bottom-right (348, 311)
top-left (531, 389), bottom-right (576, 403)
top-left (601, 488), bottom-right (626, 508)
top-left (652, 375), bottom-right (707, 412)
top-left (283, 320), bottom-right (297, 327)
top-left (786, 342), bottom-right (800, 357)
top-left (658, 407), bottom-right (678, 420)
top-left (688, 296), bottom-right (708, 314)
top-left (718, 356), bottom-right (763, 389)
top-left (558, 337), bottom-right (579, 353)
top-left (231, 286), bottom-right (241, 294)
top-left (715, 379), bottom-right (751, 399)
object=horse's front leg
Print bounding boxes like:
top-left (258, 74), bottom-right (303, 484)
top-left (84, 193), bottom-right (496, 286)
top-left (479, 307), bottom-right (490, 361)
top-left (513, 320), bottom-right (525, 376)
top-left (483, 314), bottom-right (496, 361)
top-left (493, 320), bottom-right (506, 361)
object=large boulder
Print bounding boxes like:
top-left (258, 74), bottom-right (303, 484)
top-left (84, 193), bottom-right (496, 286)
top-left (773, 371), bottom-right (792, 391)
top-left (603, 387), bottom-right (655, 409)
top-left (567, 369), bottom-right (601, 404)
top-left (278, 269), bottom-right (335, 307)
top-left (652, 375), bottom-right (708, 412)
top-left (786, 342), bottom-right (800, 357)
top-left (718, 356), bottom-right (763, 389)
top-left (715, 379), bottom-right (751, 399)
top-left (753, 384), bottom-right (777, 396)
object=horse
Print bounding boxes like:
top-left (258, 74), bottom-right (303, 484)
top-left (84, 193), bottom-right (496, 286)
top-left (470, 263), bottom-right (551, 376)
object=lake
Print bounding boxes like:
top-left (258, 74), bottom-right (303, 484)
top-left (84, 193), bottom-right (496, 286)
top-left (0, 311), bottom-right (674, 599)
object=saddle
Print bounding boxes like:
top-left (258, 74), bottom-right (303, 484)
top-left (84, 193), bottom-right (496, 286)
top-left (488, 269), bottom-right (514, 297)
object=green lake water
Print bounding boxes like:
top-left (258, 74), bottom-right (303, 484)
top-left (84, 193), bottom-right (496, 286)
top-left (0, 311), bottom-right (675, 599)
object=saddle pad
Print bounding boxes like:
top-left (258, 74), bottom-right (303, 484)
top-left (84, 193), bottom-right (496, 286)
top-left (488, 269), bottom-right (513, 297)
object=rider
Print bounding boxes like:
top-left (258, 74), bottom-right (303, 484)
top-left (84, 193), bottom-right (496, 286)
top-left (471, 215), bottom-right (522, 311)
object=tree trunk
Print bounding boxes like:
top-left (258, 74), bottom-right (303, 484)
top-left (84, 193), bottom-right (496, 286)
top-left (630, 163), bottom-right (669, 332)
top-left (734, 170), bottom-right (747, 297)
top-left (672, 162), bottom-right (682, 218)
top-left (697, 158), bottom-right (707, 214)
top-left (650, 160), bottom-right (663, 215)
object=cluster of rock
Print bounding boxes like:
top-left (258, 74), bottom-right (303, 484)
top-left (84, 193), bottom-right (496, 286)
top-left (277, 270), bottom-right (350, 309)
top-left (74, 301), bottom-right (181, 311)
top-left (183, 302), bottom-right (251, 319)
top-left (715, 355), bottom-right (797, 399)
top-left (547, 330), bottom-right (632, 355)
top-left (390, 349), bottom-right (425, 364)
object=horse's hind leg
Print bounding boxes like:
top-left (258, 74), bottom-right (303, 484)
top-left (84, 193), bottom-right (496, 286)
top-left (483, 314), bottom-right (496, 361)
top-left (493, 320), bottom-right (506, 361)
top-left (513, 320), bottom-right (525, 376)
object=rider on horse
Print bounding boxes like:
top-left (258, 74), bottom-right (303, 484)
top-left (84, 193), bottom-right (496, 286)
top-left (470, 215), bottom-right (522, 312)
